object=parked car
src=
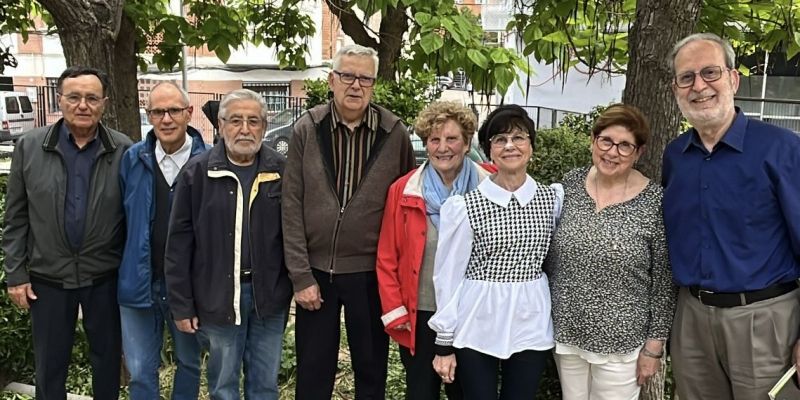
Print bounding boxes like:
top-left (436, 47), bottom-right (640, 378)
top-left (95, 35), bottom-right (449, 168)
top-left (409, 130), bottom-right (489, 166)
top-left (0, 91), bottom-right (35, 142)
top-left (435, 76), bottom-right (454, 91)
top-left (263, 107), bottom-right (304, 155)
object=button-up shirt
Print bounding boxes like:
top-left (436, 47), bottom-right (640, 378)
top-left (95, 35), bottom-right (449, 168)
top-left (58, 123), bottom-right (100, 250)
top-left (662, 109), bottom-right (800, 292)
top-left (330, 104), bottom-right (379, 206)
top-left (155, 133), bottom-right (193, 186)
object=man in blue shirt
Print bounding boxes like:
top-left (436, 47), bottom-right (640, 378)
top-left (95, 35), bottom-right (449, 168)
top-left (662, 33), bottom-right (800, 400)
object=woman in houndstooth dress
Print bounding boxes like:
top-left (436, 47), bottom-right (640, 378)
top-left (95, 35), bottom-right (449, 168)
top-left (429, 105), bottom-right (562, 399)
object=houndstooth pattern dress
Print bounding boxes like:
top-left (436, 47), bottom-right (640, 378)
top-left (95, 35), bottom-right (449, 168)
top-left (428, 176), bottom-right (563, 359)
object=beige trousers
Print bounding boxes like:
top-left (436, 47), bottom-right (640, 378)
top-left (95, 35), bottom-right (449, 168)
top-left (671, 287), bottom-right (800, 400)
top-left (554, 352), bottom-right (640, 400)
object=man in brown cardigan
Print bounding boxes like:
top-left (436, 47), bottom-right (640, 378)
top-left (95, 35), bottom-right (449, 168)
top-left (282, 44), bottom-right (415, 399)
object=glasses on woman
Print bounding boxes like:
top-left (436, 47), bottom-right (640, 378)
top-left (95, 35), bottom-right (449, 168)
top-left (490, 133), bottom-right (530, 147)
top-left (674, 66), bottom-right (731, 88)
top-left (333, 71), bottom-right (376, 87)
top-left (594, 136), bottom-right (638, 156)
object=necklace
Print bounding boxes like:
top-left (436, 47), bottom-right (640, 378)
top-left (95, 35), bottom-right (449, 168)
top-left (593, 169), bottom-right (629, 251)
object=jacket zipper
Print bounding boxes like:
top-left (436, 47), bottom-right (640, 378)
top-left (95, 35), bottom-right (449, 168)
top-left (322, 118), bottom-right (399, 282)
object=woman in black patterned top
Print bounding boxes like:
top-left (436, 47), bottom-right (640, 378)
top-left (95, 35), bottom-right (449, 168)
top-left (545, 104), bottom-right (676, 400)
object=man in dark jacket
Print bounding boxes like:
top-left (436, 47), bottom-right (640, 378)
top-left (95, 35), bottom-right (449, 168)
top-left (3, 66), bottom-right (132, 400)
top-left (283, 44), bottom-right (415, 399)
top-left (118, 82), bottom-right (208, 400)
top-left (166, 89), bottom-right (292, 400)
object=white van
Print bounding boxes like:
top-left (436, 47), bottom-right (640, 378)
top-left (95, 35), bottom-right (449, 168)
top-left (0, 92), bottom-right (35, 142)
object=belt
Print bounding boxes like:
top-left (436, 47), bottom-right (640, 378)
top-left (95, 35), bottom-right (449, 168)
top-left (240, 269), bottom-right (252, 282)
top-left (689, 281), bottom-right (798, 308)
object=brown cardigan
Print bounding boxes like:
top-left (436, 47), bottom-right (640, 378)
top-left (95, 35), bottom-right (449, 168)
top-left (282, 102), bottom-right (415, 292)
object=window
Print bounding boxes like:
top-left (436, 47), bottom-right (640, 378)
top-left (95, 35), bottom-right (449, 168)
top-left (242, 82), bottom-right (290, 114)
top-left (5, 97), bottom-right (19, 114)
top-left (46, 77), bottom-right (60, 112)
top-left (19, 96), bottom-right (33, 113)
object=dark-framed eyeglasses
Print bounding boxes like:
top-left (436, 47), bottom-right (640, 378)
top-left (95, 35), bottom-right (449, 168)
top-left (147, 107), bottom-right (189, 120)
top-left (594, 135), bottom-right (638, 156)
top-left (674, 66), bottom-right (731, 88)
top-left (489, 133), bottom-right (530, 147)
top-left (58, 93), bottom-right (106, 107)
top-left (333, 70), bottom-right (376, 87)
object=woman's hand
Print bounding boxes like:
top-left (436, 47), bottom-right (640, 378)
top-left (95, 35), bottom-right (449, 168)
top-left (433, 354), bottom-right (457, 384)
top-left (636, 339), bottom-right (664, 385)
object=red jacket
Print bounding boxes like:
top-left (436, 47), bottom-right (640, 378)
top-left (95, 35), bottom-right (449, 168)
top-left (376, 161), bottom-right (495, 354)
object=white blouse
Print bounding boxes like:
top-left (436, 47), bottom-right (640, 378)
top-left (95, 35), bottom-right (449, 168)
top-left (428, 176), bottom-right (563, 359)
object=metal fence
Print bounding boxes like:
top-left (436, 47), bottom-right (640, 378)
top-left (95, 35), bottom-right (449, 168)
top-left (468, 103), bottom-right (584, 130)
top-left (7, 85), bottom-right (310, 141)
top-left (735, 96), bottom-right (800, 133)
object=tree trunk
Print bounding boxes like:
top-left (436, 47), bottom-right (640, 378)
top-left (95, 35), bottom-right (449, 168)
top-left (325, 0), bottom-right (406, 81)
top-left (622, 0), bottom-right (701, 183)
top-left (35, 0), bottom-right (140, 140)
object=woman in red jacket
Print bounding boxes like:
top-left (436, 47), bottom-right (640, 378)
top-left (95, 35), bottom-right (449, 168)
top-left (376, 101), bottom-right (495, 399)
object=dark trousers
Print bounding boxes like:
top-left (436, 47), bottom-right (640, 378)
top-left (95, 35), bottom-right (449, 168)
top-left (399, 310), bottom-right (464, 400)
top-left (456, 348), bottom-right (548, 400)
top-left (295, 269), bottom-right (389, 400)
top-left (30, 277), bottom-right (121, 400)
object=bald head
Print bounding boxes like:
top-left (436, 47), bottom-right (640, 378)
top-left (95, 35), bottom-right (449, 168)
top-left (146, 81), bottom-right (193, 153)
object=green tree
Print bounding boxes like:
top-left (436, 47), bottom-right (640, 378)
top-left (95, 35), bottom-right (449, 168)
top-left (508, 0), bottom-right (800, 181)
top-left (3, 0), bottom-right (526, 139)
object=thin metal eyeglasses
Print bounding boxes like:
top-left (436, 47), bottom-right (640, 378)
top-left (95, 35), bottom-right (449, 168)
top-left (674, 66), bottom-right (731, 88)
top-left (221, 117), bottom-right (264, 129)
top-left (59, 93), bottom-right (105, 107)
top-left (489, 133), bottom-right (530, 147)
top-left (333, 71), bottom-right (376, 87)
top-left (147, 107), bottom-right (189, 120)
top-left (594, 135), bottom-right (638, 156)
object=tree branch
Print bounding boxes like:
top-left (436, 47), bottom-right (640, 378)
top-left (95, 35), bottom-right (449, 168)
top-left (324, 0), bottom-right (379, 49)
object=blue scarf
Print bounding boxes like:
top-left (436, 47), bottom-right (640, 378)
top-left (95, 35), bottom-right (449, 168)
top-left (423, 158), bottom-right (479, 229)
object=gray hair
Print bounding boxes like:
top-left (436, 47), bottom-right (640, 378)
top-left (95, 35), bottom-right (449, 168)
top-left (332, 44), bottom-right (379, 76)
top-left (148, 81), bottom-right (190, 107)
top-left (668, 33), bottom-right (736, 74)
top-left (218, 89), bottom-right (269, 122)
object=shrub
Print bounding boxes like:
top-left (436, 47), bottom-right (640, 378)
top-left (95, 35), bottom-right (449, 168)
top-left (529, 126), bottom-right (592, 185)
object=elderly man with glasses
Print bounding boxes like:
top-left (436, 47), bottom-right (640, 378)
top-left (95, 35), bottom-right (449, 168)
top-left (282, 44), bottom-right (415, 399)
top-left (118, 81), bottom-right (209, 400)
top-left (165, 89), bottom-right (292, 400)
top-left (662, 33), bottom-right (800, 400)
top-left (3, 66), bottom-right (133, 399)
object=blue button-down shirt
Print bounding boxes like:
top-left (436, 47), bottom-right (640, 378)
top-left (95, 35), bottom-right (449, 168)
top-left (662, 109), bottom-right (800, 292)
top-left (58, 123), bottom-right (100, 250)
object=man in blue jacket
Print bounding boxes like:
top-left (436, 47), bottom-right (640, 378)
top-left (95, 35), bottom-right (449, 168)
top-left (118, 81), bottom-right (208, 400)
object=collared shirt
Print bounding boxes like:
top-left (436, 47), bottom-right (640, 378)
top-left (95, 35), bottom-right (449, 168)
top-left (330, 103), bottom-right (379, 206)
top-left (58, 123), bottom-right (100, 250)
top-left (662, 109), bottom-right (800, 292)
top-left (155, 133), bottom-right (193, 186)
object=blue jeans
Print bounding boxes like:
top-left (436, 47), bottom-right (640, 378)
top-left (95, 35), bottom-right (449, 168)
top-left (120, 279), bottom-right (201, 400)
top-left (197, 282), bottom-right (288, 400)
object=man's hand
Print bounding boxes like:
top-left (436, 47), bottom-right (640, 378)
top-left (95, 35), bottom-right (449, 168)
top-left (392, 322), bottom-right (411, 331)
top-left (175, 317), bottom-right (199, 333)
top-left (433, 354), bottom-right (457, 384)
top-left (295, 284), bottom-right (323, 311)
top-left (7, 283), bottom-right (37, 309)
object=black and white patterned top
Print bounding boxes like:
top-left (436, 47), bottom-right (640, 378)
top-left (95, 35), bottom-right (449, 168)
top-left (464, 186), bottom-right (555, 282)
top-left (546, 167), bottom-right (676, 355)
top-left (428, 176), bottom-right (563, 358)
